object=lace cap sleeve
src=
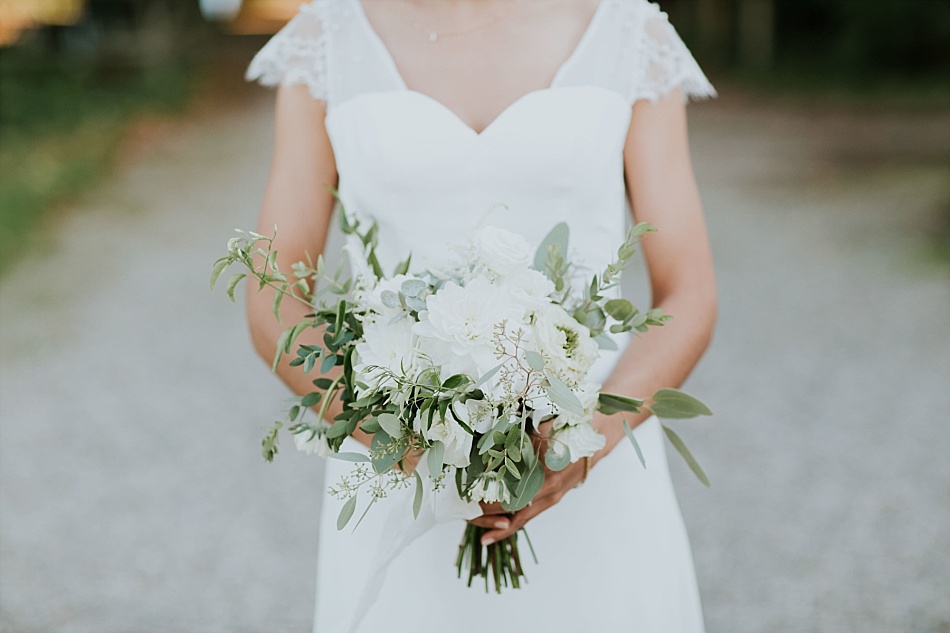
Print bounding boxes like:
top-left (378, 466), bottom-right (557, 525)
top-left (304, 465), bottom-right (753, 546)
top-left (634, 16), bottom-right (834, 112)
top-left (629, 2), bottom-right (716, 104)
top-left (245, 1), bottom-right (328, 101)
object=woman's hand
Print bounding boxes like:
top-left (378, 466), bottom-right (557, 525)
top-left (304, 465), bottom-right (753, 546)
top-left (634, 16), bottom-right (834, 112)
top-left (474, 457), bottom-right (589, 546)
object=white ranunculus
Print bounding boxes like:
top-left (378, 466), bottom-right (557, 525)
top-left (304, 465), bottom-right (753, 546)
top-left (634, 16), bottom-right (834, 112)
top-left (550, 423), bottom-right (605, 462)
top-left (413, 276), bottom-right (526, 378)
top-left (293, 427), bottom-right (333, 457)
top-left (553, 381), bottom-right (601, 429)
top-left (473, 226), bottom-right (533, 277)
top-left (354, 314), bottom-right (423, 393)
top-left (531, 304), bottom-right (600, 386)
top-left (426, 417), bottom-right (473, 468)
top-left (469, 475), bottom-right (511, 504)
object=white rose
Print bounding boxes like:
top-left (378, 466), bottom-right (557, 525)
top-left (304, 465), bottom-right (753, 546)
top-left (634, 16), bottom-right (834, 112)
top-left (498, 268), bottom-right (555, 310)
top-left (551, 423), bottom-right (605, 462)
top-left (473, 226), bottom-right (532, 277)
top-left (426, 417), bottom-right (474, 468)
top-left (293, 427), bottom-right (333, 457)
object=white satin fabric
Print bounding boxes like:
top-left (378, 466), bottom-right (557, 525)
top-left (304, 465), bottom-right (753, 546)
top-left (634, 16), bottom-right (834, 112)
top-left (248, 1), bottom-right (714, 631)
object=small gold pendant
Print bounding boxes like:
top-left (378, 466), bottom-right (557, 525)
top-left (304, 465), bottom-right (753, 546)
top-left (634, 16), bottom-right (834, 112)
top-left (428, 31), bottom-right (438, 43)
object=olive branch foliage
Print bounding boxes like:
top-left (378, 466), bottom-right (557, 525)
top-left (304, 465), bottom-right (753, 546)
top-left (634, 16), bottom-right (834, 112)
top-left (211, 208), bottom-right (712, 592)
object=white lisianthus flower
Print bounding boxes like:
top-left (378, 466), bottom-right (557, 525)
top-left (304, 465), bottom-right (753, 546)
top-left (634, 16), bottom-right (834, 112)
top-left (451, 399), bottom-right (495, 434)
top-left (550, 423), bottom-right (605, 462)
top-left (293, 427), bottom-right (333, 457)
top-left (425, 417), bottom-right (473, 468)
top-left (413, 276), bottom-right (526, 378)
top-left (531, 304), bottom-right (600, 386)
top-left (354, 315), bottom-right (423, 393)
top-left (473, 226), bottom-right (532, 277)
top-left (469, 475), bottom-right (511, 504)
top-left (553, 381), bottom-right (601, 429)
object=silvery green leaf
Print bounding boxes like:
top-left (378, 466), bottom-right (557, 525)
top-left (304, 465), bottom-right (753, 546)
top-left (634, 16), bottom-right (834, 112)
top-left (623, 420), bottom-right (646, 469)
top-left (544, 447), bottom-right (571, 471)
top-left (604, 299), bottom-right (635, 321)
top-left (545, 373), bottom-right (585, 416)
top-left (271, 286), bottom-right (284, 323)
top-left (427, 441), bottom-right (445, 475)
top-left (330, 452), bottom-right (372, 463)
top-left (337, 496), bottom-right (357, 530)
top-left (226, 273), bottom-right (246, 302)
top-left (210, 258), bottom-right (230, 291)
top-left (405, 296), bottom-right (427, 312)
top-left (502, 458), bottom-right (544, 512)
top-left (320, 354), bottom-right (336, 374)
top-left (400, 279), bottom-right (428, 297)
top-left (377, 413), bottom-right (403, 438)
top-left (649, 389), bottom-right (712, 419)
top-left (533, 222), bottom-right (569, 273)
top-left (371, 433), bottom-right (400, 473)
top-left (473, 363), bottom-right (504, 389)
top-left (662, 425), bottom-right (710, 486)
top-left (504, 429), bottom-right (523, 461)
top-left (632, 222), bottom-right (657, 237)
top-left (394, 254), bottom-right (412, 276)
top-left (594, 333), bottom-right (618, 351)
top-left (597, 393), bottom-right (643, 415)
top-left (525, 351), bottom-right (544, 371)
top-left (504, 458), bottom-right (521, 479)
top-left (412, 471), bottom-right (424, 519)
top-left (380, 290), bottom-right (400, 308)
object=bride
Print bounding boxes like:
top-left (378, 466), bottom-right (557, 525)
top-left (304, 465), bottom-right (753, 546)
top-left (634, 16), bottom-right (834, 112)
top-left (244, 0), bottom-right (717, 631)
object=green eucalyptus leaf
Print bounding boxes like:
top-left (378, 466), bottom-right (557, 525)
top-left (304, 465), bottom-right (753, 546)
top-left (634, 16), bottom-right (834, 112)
top-left (326, 421), bottom-right (351, 439)
top-left (210, 258), bottom-right (230, 291)
top-left (545, 373), bottom-right (585, 416)
top-left (525, 351), bottom-right (544, 371)
top-left (473, 363), bottom-right (504, 390)
top-left (649, 389), bottom-right (712, 419)
top-left (377, 413), bottom-right (403, 438)
top-left (662, 425), bottom-right (710, 486)
top-left (427, 441), bottom-right (445, 475)
top-left (623, 420), bottom-right (646, 469)
top-left (597, 393), bottom-right (644, 415)
top-left (394, 254), bottom-right (412, 277)
top-left (226, 273), bottom-right (246, 302)
top-left (337, 496), bottom-right (357, 530)
top-left (533, 222), bottom-right (569, 273)
top-left (412, 470), bottom-right (424, 519)
top-left (604, 299), bottom-right (635, 321)
top-left (400, 279), bottom-right (428, 298)
top-left (360, 418), bottom-right (381, 434)
top-left (330, 452), bottom-right (372, 463)
top-left (441, 374), bottom-right (471, 390)
top-left (380, 290), bottom-right (400, 309)
top-left (594, 333), bottom-right (619, 351)
top-left (502, 458), bottom-right (544, 512)
top-left (300, 392), bottom-right (322, 408)
top-left (370, 433), bottom-right (400, 474)
top-left (544, 447), bottom-right (571, 471)
top-left (320, 354), bottom-right (337, 374)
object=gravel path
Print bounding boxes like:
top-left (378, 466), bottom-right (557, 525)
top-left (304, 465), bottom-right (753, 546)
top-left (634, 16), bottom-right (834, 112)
top-left (1, 85), bottom-right (948, 632)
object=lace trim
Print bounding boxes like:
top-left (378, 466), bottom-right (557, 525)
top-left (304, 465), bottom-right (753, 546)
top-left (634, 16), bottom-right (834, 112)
top-left (245, 2), bottom-right (329, 101)
top-left (629, 2), bottom-right (717, 104)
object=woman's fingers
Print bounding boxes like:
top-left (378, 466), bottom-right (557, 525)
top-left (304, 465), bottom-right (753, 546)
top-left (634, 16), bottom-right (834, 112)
top-left (468, 515), bottom-right (512, 529)
top-left (478, 501), bottom-right (507, 515)
top-left (479, 497), bottom-right (552, 545)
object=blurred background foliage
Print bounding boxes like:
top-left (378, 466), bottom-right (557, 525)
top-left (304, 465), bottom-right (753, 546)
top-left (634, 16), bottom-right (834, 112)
top-left (0, 0), bottom-right (947, 274)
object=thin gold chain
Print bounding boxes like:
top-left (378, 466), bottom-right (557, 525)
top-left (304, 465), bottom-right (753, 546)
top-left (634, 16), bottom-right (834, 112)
top-left (400, 0), bottom-right (519, 43)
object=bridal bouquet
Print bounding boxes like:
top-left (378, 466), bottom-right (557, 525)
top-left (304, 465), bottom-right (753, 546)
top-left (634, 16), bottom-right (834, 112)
top-left (212, 208), bottom-right (711, 593)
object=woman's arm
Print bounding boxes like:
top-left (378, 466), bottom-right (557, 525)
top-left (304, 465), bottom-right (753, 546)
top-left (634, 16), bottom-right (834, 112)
top-left (246, 84), bottom-right (357, 435)
top-left (475, 89), bottom-right (717, 541)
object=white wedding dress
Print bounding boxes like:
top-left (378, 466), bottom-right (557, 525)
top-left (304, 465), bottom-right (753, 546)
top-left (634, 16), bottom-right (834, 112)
top-left (248, 1), bottom-right (715, 631)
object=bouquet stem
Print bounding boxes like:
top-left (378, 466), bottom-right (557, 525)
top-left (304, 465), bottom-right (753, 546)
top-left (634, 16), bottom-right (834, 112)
top-left (456, 523), bottom-right (537, 593)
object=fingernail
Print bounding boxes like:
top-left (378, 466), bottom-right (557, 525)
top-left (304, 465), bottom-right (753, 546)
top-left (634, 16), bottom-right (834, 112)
top-left (494, 520), bottom-right (509, 529)
top-left (481, 537), bottom-right (495, 546)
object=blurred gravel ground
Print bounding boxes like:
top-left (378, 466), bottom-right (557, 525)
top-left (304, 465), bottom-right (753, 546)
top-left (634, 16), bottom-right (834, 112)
top-left (1, 88), bottom-right (948, 632)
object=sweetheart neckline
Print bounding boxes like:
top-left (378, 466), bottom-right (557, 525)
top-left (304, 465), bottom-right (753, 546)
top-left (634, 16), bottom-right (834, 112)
top-left (352, 0), bottom-right (609, 136)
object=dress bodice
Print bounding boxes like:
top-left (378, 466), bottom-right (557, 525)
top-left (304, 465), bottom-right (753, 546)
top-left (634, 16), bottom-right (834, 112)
top-left (247, 0), bottom-right (714, 275)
